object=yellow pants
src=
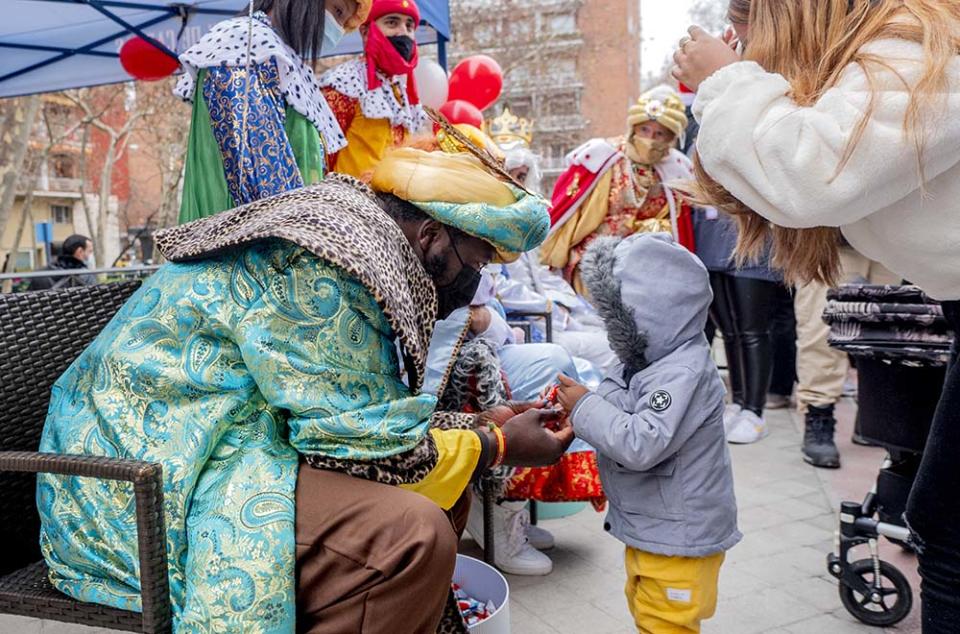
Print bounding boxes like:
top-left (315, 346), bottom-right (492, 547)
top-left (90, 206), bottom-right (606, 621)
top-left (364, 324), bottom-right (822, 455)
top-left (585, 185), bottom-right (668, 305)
top-left (624, 548), bottom-right (725, 634)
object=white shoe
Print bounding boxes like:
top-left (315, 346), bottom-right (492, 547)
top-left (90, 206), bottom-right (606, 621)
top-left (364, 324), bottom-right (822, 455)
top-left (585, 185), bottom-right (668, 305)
top-left (526, 523), bottom-right (555, 551)
top-left (726, 409), bottom-right (769, 444)
top-left (723, 403), bottom-right (742, 435)
top-left (466, 495), bottom-right (554, 576)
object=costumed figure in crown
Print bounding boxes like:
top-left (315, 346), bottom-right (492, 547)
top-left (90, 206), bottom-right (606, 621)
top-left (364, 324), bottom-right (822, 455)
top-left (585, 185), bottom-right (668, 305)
top-left (175, 0), bottom-right (370, 224)
top-left (540, 86), bottom-right (696, 295)
top-left (320, 0), bottom-right (426, 178)
top-left (486, 108), bottom-right (617, 375)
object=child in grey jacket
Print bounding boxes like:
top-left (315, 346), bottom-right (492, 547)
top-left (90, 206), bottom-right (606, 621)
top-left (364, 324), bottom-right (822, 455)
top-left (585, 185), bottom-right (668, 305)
top-left (555, 232), bottom-right (740, 633)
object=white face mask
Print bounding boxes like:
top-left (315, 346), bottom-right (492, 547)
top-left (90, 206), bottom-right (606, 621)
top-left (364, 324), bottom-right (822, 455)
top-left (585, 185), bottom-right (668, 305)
top-left (322, 10), bottom-right (346, 52)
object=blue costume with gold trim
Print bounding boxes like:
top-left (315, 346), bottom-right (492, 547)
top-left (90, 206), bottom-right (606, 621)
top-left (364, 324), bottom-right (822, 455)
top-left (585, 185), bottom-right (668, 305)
top-left (175, 12), bottom-right (347, 223)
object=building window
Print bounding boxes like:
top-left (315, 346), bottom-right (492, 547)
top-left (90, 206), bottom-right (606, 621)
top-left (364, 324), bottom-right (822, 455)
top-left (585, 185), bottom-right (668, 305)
top-left (507, 65), bottom-right (530, 85)
top-left (473, 23), bottom-right (494, 43)
top-left (50, 154), bottom-right (76, 179)
top-left (51, 204), bottom-right (73, 225)
top-left (15, 249), bottom-right (34, 271)
top-left (509, 17), bottom-right (533, 39)
top-left (548, 143), bottom-right (569, 162)
top-left (547, 93), bottom-right (578, 117)
top-left (543, 12), bottom-right (576, 36)
top-left (553, 58), bottom-right (577, 78)
top-left (506, 97), bottom-right (534, 119)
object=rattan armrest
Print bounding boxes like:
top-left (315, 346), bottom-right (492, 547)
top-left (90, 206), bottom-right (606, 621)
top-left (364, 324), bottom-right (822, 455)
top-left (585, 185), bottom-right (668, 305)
top-left (0, 451), bottom-right (171, 633)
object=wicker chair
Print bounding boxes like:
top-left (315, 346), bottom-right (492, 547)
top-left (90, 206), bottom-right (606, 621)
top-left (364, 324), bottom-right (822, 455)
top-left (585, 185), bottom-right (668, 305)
top-left (0, 282), bottom-right (172, 633)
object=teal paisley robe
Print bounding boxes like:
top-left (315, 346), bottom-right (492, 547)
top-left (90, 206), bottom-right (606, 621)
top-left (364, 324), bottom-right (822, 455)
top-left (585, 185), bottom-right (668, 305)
top-left (37, 239), bottom-right (438, 632)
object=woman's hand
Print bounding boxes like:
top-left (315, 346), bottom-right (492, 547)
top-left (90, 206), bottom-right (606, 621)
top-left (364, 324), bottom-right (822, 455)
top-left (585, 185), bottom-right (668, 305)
top-left (556, 373), bottom-right (589, 413)
top-left (671, 26), bottom-right (741, 91)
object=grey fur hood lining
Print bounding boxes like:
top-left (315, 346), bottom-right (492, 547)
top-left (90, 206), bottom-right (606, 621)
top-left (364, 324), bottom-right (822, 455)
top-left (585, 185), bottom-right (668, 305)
top-left (581, 233), bottom-right (713, 378)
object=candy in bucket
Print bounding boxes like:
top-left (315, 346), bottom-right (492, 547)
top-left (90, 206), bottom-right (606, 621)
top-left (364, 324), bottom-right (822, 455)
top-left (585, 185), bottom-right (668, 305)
top-left (453, 583), bottom-right (497, 627)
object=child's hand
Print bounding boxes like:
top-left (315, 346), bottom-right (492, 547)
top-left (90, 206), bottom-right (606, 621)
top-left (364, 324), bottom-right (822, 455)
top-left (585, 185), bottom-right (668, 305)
top-left (556, 373), bottom-right (589, 412)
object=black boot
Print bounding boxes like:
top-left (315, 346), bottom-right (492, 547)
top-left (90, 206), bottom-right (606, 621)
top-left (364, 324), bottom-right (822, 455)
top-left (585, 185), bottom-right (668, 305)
top-left (803, 405), bottom-right (841, 469)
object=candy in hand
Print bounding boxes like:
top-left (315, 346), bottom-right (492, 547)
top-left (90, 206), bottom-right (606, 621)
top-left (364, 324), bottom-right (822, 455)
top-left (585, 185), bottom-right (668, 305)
top-left (544, 384), bottom-right (560, 405)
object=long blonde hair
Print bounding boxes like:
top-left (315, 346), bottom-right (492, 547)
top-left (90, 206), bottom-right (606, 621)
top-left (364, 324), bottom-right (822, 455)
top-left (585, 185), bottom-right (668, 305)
top-left (697, 0), bottom-right (960, 286)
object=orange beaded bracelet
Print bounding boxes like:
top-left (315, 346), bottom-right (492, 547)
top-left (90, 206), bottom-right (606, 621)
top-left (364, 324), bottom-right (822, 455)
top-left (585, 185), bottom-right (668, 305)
top-left (490, 426), bottom-right (506, 468)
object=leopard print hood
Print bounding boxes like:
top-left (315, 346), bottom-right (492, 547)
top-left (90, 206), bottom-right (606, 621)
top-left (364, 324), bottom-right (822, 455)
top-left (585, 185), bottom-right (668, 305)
top-left (155, 175), bottom-right (437, 390)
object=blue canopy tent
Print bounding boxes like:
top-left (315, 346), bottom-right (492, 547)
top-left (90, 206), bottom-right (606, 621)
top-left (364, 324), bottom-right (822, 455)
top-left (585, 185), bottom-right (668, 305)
top-left (0, 0), bottom-right (450, 98)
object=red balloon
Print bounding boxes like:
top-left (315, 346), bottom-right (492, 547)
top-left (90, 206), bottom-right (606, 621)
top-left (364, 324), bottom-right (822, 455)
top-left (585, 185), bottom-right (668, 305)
top-left (447, 55), bottom-right (503, 112)
top-left (438, 100), bottom-right (484, 129)
top-left (119, 37), bottom-right (179, 81)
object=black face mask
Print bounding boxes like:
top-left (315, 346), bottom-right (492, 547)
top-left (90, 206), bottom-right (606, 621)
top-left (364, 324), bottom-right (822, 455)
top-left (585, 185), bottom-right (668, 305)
top-left (387, 35), bottom-right (416, 62)
top-left (434, 235), bottom-right (482, 320)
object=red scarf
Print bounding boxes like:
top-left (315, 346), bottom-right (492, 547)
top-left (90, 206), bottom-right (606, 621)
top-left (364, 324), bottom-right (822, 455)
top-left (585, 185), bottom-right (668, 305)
top-left (364, 23), bottom-right (419, 105)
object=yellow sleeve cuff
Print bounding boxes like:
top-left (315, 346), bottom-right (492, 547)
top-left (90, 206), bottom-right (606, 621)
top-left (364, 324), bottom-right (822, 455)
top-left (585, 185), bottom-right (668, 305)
top-left (400, 429), bottom-right (481, 510)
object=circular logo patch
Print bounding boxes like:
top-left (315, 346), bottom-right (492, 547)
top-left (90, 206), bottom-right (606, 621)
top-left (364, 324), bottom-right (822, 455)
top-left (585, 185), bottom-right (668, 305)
top-left (649, 390), bottom-right (672, 412)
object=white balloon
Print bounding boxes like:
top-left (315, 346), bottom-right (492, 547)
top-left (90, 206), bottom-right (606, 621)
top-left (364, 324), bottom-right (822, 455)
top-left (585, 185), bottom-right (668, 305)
top-left (414, 59), bottom-right (449, 109)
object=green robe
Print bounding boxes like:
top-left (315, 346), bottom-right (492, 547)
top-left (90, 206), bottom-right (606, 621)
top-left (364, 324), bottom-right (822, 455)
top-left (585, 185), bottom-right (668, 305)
top-left (179, 65), bottom-right (327, 224)
top-left (37, 239), bottom-right (438, 632)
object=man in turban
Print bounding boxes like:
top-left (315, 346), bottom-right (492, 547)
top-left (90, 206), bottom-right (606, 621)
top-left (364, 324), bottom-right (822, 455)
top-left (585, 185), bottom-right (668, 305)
top-left (320, 0), bottom-right (426, 178)
top-left (37, 149), bottom-right (568, 633)
top-left (540, 85), bottom-right (696, 295)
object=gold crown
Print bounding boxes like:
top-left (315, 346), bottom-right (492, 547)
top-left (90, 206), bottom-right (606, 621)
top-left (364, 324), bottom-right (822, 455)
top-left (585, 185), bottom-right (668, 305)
top-left (486, 107), bottom-right (534, 148)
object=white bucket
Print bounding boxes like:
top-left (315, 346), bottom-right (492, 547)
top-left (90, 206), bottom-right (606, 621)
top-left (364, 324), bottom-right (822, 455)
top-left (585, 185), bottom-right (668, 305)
top-left (452, 554), bottom-right (511, 634)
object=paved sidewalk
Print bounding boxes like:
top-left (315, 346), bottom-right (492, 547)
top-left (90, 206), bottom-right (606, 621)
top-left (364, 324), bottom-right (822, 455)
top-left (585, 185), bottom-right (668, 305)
top-left (0, 399), bottom-right (922, 634)
top-left (460, 399), bottom-right (922, 634)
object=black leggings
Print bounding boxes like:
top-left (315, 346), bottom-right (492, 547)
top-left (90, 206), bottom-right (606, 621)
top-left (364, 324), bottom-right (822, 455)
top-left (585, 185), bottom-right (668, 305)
top-left (906, 299), bottom-right (960, 632)
top-left (769, 284), bottom-right (797, 397)
top-left (709, 272), bottom-right (778, 415)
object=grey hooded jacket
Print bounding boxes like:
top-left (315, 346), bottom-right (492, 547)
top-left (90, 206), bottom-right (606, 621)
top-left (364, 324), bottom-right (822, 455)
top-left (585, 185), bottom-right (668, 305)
top-left (571, 233), bottom-right (741, 557)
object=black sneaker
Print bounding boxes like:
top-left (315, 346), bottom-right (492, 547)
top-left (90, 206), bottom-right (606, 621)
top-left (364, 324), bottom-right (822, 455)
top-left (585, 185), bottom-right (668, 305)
top-left (803, 405), bottom-right (841, 469)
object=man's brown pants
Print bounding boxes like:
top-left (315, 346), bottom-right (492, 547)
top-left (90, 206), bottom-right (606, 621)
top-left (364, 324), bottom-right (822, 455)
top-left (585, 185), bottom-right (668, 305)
top-left (295, 462), bottom-right (470, 633)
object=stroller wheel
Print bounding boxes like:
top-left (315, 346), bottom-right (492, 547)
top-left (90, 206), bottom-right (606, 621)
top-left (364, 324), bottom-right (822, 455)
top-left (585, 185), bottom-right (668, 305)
top-left (839, 559), bottom-right (912, 626)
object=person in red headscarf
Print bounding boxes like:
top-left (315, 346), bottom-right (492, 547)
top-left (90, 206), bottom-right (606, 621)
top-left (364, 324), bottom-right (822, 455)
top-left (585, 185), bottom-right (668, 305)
top-left (320, 0), bottom-right (426, 178)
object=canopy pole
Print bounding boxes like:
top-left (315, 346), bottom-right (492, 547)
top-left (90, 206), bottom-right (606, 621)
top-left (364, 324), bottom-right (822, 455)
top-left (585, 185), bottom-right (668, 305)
top-left (437, 33), bottom-right (447, 71)
top-left (0, 11), bottom-right (171, 83)
top-left (85, 0), bottom-right (179, 60)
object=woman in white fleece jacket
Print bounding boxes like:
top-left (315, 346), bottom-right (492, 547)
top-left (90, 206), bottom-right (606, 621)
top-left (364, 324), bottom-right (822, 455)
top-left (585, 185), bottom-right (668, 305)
top-left (674, 1), bottom-right (960, 631)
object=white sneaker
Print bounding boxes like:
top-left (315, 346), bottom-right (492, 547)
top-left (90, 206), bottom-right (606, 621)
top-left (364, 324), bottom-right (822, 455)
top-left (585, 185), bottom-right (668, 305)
top-left (726, 409), bottom-right (769, 444)
top-left (526, 523), bottom-right (555, 551)
top-left (466, 495), bottom-right (554, 576)
top-left (723, 403), bottom-right (743, 435)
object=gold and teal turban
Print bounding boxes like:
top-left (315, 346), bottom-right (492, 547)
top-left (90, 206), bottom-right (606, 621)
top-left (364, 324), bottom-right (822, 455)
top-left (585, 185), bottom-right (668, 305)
top-left (370, 147), bottom-right (550, 261)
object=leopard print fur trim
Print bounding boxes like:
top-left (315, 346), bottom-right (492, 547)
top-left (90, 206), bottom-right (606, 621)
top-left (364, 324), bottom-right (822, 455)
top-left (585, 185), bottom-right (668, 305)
top-left (304, 432), bottom-right (438, 485)
top-left (154, 174), bottom-right (437, 390)
top-left (433, 314), bottom-right (472, 403)
top-left (304, 411), bottom-right (478, 484)
top-left (430, 411), bottom-right (480, 431)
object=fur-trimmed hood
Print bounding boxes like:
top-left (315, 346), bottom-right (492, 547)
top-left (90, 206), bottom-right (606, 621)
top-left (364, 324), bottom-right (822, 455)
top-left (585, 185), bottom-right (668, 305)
top-left (581, 233), bottom-right (712, 375)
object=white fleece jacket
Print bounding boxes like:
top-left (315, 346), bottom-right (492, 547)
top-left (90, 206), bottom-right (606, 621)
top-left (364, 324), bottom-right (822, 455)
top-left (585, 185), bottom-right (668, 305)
top-left (693, 38), bottom-right (960, 300)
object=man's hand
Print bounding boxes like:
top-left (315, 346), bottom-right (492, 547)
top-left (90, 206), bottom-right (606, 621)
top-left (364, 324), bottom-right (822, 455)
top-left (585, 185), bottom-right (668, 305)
top-left (556, 373), bottom-right (589, 413)
top-left (478, 400), bottom-right (544, 428)
top-left (499, 408), bottom-right (574, 467)
top-left (671, 26), bottom-right (741, 91)
top-left (469, 306), bottom-right (492, 335)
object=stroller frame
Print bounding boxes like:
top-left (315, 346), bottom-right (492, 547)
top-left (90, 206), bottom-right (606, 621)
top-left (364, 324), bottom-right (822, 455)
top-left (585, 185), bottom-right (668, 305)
top-left (826, 455), bottom-right (916, 625)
